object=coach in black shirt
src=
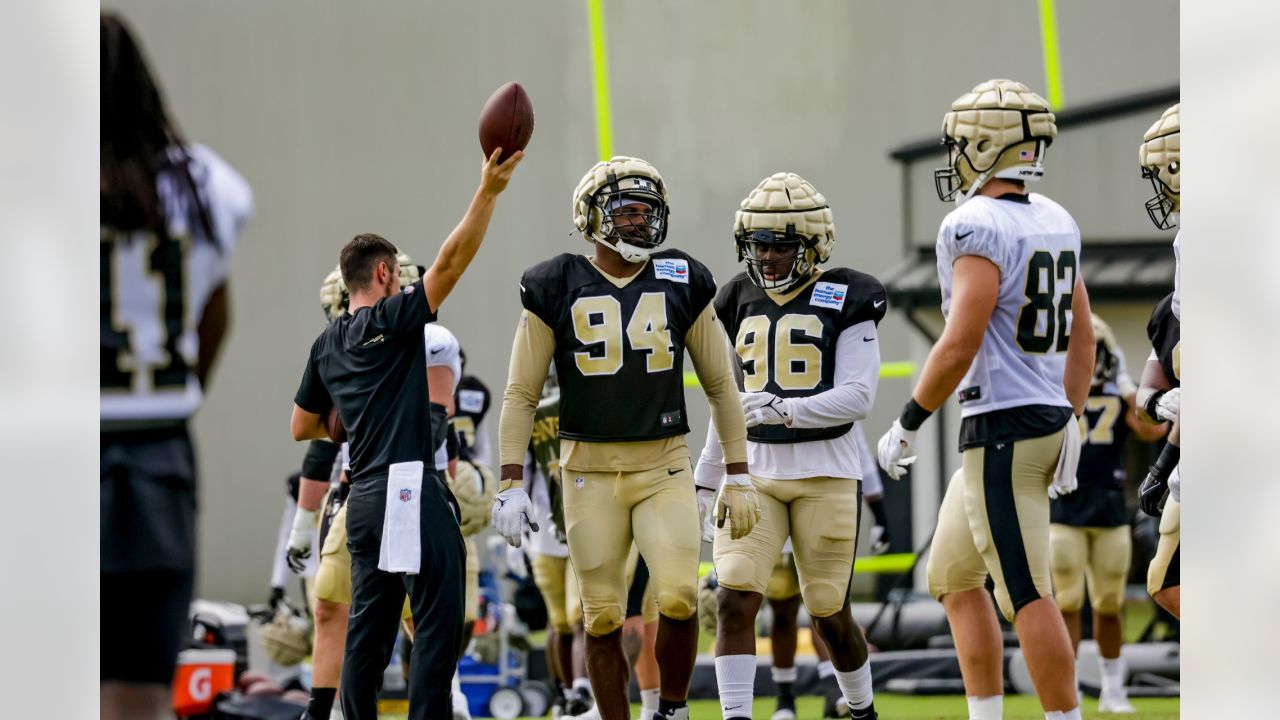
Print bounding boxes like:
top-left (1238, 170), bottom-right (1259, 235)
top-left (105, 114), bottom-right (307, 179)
top-left (291, 149), bottom-right (522, 720)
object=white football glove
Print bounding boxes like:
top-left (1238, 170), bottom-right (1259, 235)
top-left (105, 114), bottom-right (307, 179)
top-left (869, 525), bottom-right (890, 556)
top-left (491, 487), bottom-right (538, 548)
top-left (740, 391), bottom-right (791, 428)
top-left (696, 485), bottom-right (718, 543)
top-left (285, 508), bottom-right (317, 574)
top-left (1155, 388), bottom-right (1180, 422)
top-left (877, 420), bottom-right (918, 481)
top-left (1049, 417), bottom-right (1082, 499)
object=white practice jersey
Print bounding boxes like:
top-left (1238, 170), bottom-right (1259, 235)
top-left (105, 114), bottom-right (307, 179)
top-left (936, 193), bottom-right (1080, 418)
top-left (100, 144), bottom-right (253, 421)
top-left (424, 324), bottom-right (462, 470)
top-left (696, 321), bottom-right (879, 482)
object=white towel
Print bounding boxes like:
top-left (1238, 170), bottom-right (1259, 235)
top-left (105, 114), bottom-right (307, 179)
top-left (379, 461), bottom-right (423, 574)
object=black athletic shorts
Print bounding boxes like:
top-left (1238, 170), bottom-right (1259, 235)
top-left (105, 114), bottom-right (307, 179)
top-left (101, 569), bottom-right (194, 683)
top-left (101, 423), bottom-right (196, 574)
top-left (101, 423), bottom-right (198, 683)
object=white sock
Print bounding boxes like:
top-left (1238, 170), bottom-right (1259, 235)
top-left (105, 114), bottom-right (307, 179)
top-left (572, 677), bottom-right (592, 694)
top-left (1099, 656), bottom-right (1127, 695)
top-left (771, 665), bottom-right (798, 684)
top-left (451, 670), bottom-right (470, 718)
top-left (967, 695), bottom-right (1003, 720)
top-left (639, 688), bottom-right (660, 715)
top-left (715, 655), bottom-right (756, 718)
top-left (817, 659), bottom-right (835, 679)
top-left (834, 662), bottom-right (873, 710)
top-left (1044, 709), bottom-right (1082, 720)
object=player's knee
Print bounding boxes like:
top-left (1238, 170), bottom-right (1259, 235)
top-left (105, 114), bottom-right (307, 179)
top-left (548, 612), bottom-right (572, 635)
top-left (1092, 593), bottom-right (1123, 616)
top-left (584, 605), bottom-right (624, 637)
top-left (313, 598), bottom-right (345, 625)
top-left (801, 583), bottom-right (845, 620)
top-left (657, 584), bottom-right (696, 621)
top-left (1055, 587), bottom-right (1085, 613)
top-left (715, 554), bottom-right (757, 594)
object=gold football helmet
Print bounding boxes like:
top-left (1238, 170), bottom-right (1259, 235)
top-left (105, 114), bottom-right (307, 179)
top-left (572, 156), bottom-right (670, 263)
top-left (733, 172), bottom-right (834, 293)
top-left (935, 79), bottom-right (1057, 204)
top-left (1139, 103), bottom-right (1180, 229)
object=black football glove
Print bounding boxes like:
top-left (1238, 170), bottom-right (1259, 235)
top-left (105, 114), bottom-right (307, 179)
top-left (1139, 442), bottom-right (1180, 517)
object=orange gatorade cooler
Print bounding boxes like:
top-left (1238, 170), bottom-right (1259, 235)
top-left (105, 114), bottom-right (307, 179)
top-left (172, 648), bottom-right (236, 716)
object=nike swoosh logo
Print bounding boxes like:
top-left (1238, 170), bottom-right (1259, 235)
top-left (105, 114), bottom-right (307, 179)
top-left (725, 706), bottom-right (743, 711)
top-left (873, 299), bottom-right (885, 308)
top-left (668, 468), bottom-right (680, 475)
top-left (863, 336), bottom-right (875, 342)
top-left (955, 229), bottom-right (974, 241)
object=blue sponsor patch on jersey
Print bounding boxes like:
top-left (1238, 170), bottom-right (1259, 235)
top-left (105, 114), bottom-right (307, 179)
top-left (810, 281), bottom-right (847, 311)
top-left (652, 258), bottom-right (690, 284)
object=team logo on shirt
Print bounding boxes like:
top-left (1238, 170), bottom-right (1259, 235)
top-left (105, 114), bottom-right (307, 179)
top-left (652, 258), bottom-right (689, 284)
top-left (399, 488), bottom-right (413, 502)
top-left (810, 282), bottom-right (848, 311)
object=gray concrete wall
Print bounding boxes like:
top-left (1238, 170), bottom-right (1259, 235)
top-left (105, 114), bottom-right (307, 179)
top-left (106, 0), bottom-right (1178, 602)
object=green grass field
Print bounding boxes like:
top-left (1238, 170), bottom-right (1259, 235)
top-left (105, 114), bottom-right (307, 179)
top-left (386, 693), bottom-right (1179, 719)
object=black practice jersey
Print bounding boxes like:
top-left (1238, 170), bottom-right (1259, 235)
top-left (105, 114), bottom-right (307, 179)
top-left (519, 249), bottom-right (717, 442)
top-left (452, 374), bottom-right (491, 463)
top-left (1147, 293), bottom-right (1180, 387)
top-left (1050, 384), bottom-right (1131, 527)
top-left (295, 279), bottom-right (438, 481)
top-left (714, 268), bottom-right (887, 443)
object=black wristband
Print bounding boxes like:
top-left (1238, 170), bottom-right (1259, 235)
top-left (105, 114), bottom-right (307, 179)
top-left (899, 398), bottom-right (933, 432)
top-left (1144, 388), bottom-right (1169, 420)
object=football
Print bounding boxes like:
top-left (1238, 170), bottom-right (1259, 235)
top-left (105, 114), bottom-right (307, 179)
top-left (478, 81), bottom-right (534, 164)
top-left (325, 405), bottom-right (346, 444)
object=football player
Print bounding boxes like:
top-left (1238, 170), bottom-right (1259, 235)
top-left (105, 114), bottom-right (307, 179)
top-left (699, 172), bottom-right (885, 720)
top-left (877, 79), bottom-right (1094, 720)
top-left (100, 13), bottom-right (253, 720)
top-left (1048, 315), bottom-right (1167, 712)
top-left (453, 349), bottom-right (494, 467)
top-left (493, 156), bottom-right (754, 720)
top-left (1136, 105), bottom-right (1182, 621)
top-left (298, 270), bottom-right (485, 720)
top-left (764, 424), bottom-right (891, 720)
top-left (1135, 292), bottom-right (1180, 619)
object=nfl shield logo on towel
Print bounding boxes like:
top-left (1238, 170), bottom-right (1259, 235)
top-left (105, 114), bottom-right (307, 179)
top-left (399, 488), bottom-right (413, 502)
